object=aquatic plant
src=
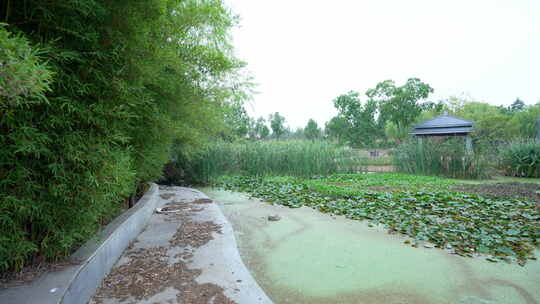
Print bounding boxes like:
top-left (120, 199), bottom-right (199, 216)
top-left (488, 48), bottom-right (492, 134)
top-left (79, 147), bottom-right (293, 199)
top-left (220, 176), bottom-right (540, 265)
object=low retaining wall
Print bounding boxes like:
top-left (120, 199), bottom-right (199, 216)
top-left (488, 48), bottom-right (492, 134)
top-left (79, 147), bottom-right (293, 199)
top-left (366, 165), bottom-right (395, 173)
top-left (0, 183), bottom-right (160, 304)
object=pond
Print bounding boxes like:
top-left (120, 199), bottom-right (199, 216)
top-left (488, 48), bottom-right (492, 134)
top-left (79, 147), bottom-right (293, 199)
top-left (201, 188), bottom-right (540, 304)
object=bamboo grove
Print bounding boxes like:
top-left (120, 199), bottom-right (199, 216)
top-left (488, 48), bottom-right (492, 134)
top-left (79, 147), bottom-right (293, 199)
top-left (0, 0), bottom-right (250, 271)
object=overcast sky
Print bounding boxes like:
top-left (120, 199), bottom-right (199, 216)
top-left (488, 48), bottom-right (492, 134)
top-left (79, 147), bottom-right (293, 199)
top-left (228, 0), bottom-right (540, 129)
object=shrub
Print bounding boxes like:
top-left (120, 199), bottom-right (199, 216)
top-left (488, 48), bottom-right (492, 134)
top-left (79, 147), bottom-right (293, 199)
top-left (166, 140), bottom-right (366, 184)
top-left (500, 140), bottom-right (540, 178)
top-left (394, 137), bottom-right (492, 179)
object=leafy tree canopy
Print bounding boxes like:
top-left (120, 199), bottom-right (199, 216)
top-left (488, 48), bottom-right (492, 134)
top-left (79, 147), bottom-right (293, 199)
top-left (332, 91), bottom-right (380, 147)
top-left (366, 78), bottom-right (433, 135)
top-left (254, 117), bottom-right (270, 139)
top-left (325, 116), bottom-right (349, 144)
top-left (269, 112), bottom-right (286, 139)
top-left (304, 119), bottom-right (321, 141)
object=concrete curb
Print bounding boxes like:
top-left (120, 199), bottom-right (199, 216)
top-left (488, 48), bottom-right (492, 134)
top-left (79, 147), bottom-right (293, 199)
top-left (0, 183), bottom-right (160, 304)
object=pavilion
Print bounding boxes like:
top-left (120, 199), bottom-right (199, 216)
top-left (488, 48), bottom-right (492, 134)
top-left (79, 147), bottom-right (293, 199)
top-left (410, 114), bottom-right (474, 151)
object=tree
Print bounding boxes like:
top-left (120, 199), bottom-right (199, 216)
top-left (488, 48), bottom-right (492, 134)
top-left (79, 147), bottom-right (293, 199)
top-left (325, 116), bottom-right (349, 144)
top-left (288, 127), bottom-right (305, 140)
top-left (366, 78), bottom-right (433, 136)
top-left (223, 102), bottom-right (251, 139)
top-left (332, 91), bottom-right (379, 147)
top-left (384, 121), bottom-right (410, 144)
top-left (304, 119), bottom-right (321, 141)
top-left (508, 104), bottom-right (540, 139)
top-left (455, 102), bottom-right (513, 141)
top-left (269, 112), bottom-right (286, 139)
top-left (510, 98), bottom-right (526, 112)
top-left (254, 117), bottom-right (270, 139)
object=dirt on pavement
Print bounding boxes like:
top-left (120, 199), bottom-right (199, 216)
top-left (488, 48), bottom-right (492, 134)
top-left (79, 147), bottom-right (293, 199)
top-left (92, 197), bottom-right (236, 304)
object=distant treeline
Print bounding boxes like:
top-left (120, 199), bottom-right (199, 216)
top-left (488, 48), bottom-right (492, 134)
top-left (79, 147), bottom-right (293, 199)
top-left (235, 79), bottom-right (539, 147)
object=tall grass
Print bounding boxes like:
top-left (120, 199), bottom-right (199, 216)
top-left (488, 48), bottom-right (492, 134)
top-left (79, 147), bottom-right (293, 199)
top-left (394, 137), bottom-right (492, 179)
top-left (500, 140), bottom-right (540, 178)
top-left (166, 140), bottom-right (366, 184)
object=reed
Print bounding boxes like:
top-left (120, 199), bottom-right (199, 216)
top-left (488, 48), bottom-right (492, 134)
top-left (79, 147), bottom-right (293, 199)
top-left (394, 137), bottom-right (492, 179)
top-left (170, 140), bottom-right (366, 184)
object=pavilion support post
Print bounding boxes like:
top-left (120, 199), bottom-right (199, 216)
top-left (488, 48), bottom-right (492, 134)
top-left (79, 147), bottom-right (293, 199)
top-left (465, 136), bottom-right (473, 154)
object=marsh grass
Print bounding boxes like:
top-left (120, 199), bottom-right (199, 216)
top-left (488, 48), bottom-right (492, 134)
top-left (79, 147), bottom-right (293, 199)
top-left (500, 140), bottom-right (540, 178)
top-left (394, 137), bottom-right (492, 179)
top-left (173, 140), bottom-right (366, 184)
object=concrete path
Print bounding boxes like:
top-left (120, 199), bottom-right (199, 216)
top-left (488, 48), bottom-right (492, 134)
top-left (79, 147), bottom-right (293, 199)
top-left (90, 186), bottom-right (272, 304)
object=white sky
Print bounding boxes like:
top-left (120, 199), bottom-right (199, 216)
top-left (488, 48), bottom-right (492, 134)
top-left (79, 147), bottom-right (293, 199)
top-left (228, 0), bottom-right (540, 129)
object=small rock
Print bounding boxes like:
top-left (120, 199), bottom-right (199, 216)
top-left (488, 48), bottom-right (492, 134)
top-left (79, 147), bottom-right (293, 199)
top-left (268, 215), bottom-right (281, 221)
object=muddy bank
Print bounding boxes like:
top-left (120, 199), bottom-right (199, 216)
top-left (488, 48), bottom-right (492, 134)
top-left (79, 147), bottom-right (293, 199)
top-left (452, 182), bottom-right (540, 206)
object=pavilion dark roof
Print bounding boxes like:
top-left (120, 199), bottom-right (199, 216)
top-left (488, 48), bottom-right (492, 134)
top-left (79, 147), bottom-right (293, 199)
top-left (410, 114), bottom-right (474, 136)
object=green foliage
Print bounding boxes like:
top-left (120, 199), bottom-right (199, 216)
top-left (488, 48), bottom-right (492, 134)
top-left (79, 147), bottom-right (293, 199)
top-left (434, 97), bottom-right (539, 142)
top-left (167, 140), bottom-right (366, 184)
top-left (1, 0), bottom-right (247, 272)
top-left (384, 121), bottom-right (409, 143)
top-left (499, 98), bottom-right (526, 115)
top-left (455, 102), bottom-right (512, 141)
top-left (305, 173), bottom-right (457, 196)
top-left (332, 91), bottom-right (380, 147)
top-left (500, 140), bottom-right (540, 178)
top-left (508, 104), bottom-right (540, 139)
top-left (221, 176), bottom-right (540, 265)
top-left (1, 8), bottom-right (141, 271)
top-left (269, 112), bottom-right (286, 139)
top-left (328, 79), bottom-right (433, 148)
top-left (509, 98), bottom-right (526, 113)
top-left (324, 116), bottom-right (349, 144)
top-left (223, 101), bottom-right (252, 139)
top-left (253, 117), bottom-right (270, 140)
top-left (394, 138), bottom-right (492, 179)
top-left (366, 78), bottom-right (433, 135)
top-left (304, 119), bottom-right (321, 141)
top-left (327, 89), bottom-right (537, 149)
top-left (0, 25), bottom-right (52, 105)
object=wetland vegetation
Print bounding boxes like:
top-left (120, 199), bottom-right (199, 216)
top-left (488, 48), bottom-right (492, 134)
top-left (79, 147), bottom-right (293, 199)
top-left (218, 173), bottom-right (540, 265)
